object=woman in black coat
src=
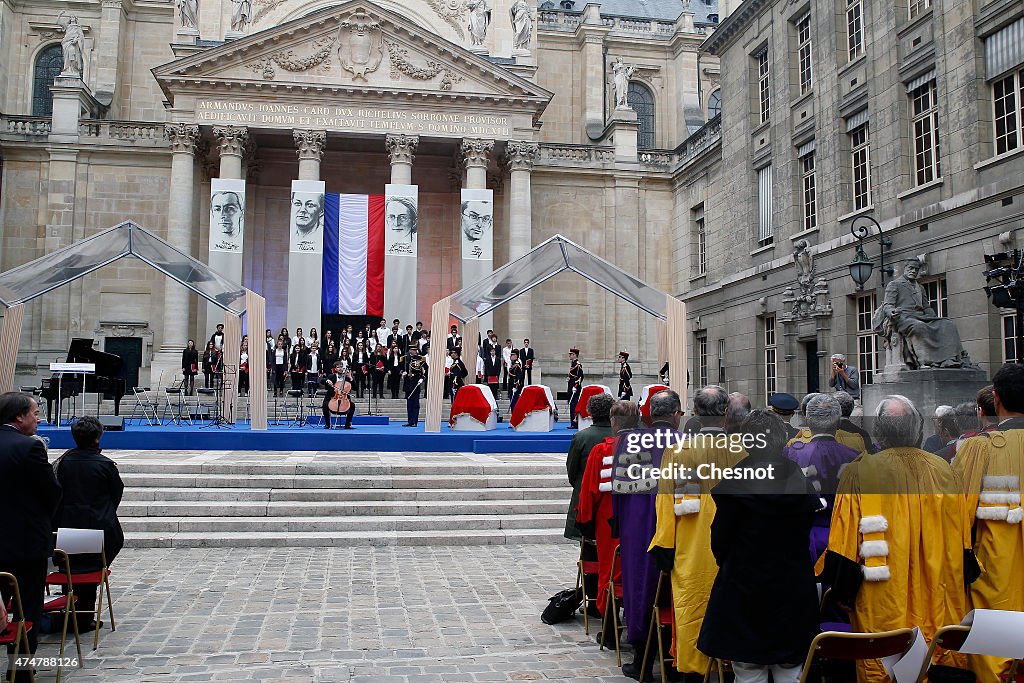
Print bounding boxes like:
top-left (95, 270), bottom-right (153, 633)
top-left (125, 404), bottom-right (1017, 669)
top-left (201, 341), bottom-right (217, 388)
top-left (696, 410), bottom-right (821, 683)
top-left (52, 416), bottom-right (124, 630)
top-left (181, 340), bottom-right (199, 395)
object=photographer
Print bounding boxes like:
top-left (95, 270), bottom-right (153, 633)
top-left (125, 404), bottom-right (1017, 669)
top-left (827, 353), bottom-right (859, 400)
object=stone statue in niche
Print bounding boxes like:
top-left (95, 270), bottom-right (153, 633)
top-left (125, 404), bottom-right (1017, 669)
top-left (510, 0), bottom-right (533, 51)
top-left (871, 257), bottom-right (975, 370)
top-left (179, 0), bottom-right (199, 29)
top-left (338, 11), bottom-right (384, 80)
top-left (794, 238), bottom-right (814, 291)
top-left (58, 13), bottom-right (85, 76)
top-left (229, 0), bottom-right (251, 33)
top-left (612, 57), bottom-right (635, 109)
top-left (465, 0), bottom-right (490, 48)
top-left (781, 239), bottom-right (832, 322)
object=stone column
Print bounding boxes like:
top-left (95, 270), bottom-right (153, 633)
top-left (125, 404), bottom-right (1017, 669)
top-left (578, 3), bottom-right (610, 139)
top-left (214, 125), bottom-right (247, 178)
top-left (385, 134), bottom-right (418, 185)
top-left (94, 0), bottom-right (125, 104)
top-left (151, 123), bottom-right (200, 383)
top-left (294, 130), bottom-right (326, 181)
top-left (504, 141), bottom-right (539, 345)
top-left (461, 138), bottom-right (493, 189)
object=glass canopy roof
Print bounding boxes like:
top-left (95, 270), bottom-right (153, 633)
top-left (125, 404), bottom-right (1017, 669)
top-left (448, 234), bottom-right (669, 322)
top-left (0, 221), bottom-right (248, 315)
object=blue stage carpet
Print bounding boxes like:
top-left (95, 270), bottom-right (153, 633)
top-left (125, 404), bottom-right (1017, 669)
top-left (36, 418), bottom-right (577, 453)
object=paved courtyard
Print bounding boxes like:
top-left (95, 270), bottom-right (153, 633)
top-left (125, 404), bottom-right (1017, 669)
top-left (39, 544), bottom-right (636, 682)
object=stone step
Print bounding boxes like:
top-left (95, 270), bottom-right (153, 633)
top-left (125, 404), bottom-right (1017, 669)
top-left (125, 527), bottom-right (565, 548)
top-left (115, 462), bottom-right (567, 477)
top-left (121, 485), bottom-right (570, 502)
top-left (121, 512), bottom-right (565, 533)
top-left (117, 498), bottom-right (568, 517)
top-left (118, 472), bottom-right (568, 489)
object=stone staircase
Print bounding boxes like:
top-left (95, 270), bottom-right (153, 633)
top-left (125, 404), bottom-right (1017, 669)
top-left (116, 456), bottom-right (572, 548)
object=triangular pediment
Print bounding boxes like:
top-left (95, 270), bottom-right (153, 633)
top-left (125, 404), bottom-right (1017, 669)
top-left (153, 0), bottom-right (551, 110)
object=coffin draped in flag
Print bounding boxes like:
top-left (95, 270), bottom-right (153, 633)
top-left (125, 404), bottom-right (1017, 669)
top-left (322, 193), bottom-right (385, 316)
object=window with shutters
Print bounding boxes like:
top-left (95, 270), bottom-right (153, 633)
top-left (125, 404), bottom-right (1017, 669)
top-left (764, 316), bottom-right (777, 401)
top-left (757, 165), bottom-right (773, 245)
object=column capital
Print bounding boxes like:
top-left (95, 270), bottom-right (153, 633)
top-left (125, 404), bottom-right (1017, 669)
top-left (504, 140), bottom-right (540, 172)
top-left (460, 138), bottom-right (494, 169)
top-left (213, 125), bottom-right (249, 158)
top-left (165, 123), bottom-right (200, 154)
top-left (385, 134), bottom-right (419, 165)
top-left (293, 129), bottom-right (327, 161)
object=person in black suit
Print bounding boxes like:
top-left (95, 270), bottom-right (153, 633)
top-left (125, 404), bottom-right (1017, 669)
top-left (370, 344), bottom-right (388, 399)
top-left (446, 325), bottom-right (462, 353)
top-left (482, 344), bottom-right (502, 402)
top-left (386, 342), bottom-right (403, 398)
top-left (403, 347), bottom-right (426, 426)
top-left (181, 340), bottom-right (199, 395)
top-left (209, 323), bottom-right (225, 351)
top-left (0, 393), bottom-right (61, 668)
top-left (202, 341), bottom-right (218, 388)
top-left (519, 338), bottom-right (535, 385)
top-left (51, 416), bottom-right (124, 631)
top-left (387, 325), bottom-right (408, 355)
top-left (448, 348), bottom-right (468, 399)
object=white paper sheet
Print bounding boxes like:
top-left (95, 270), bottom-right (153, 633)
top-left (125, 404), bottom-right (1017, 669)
top-left (892, 627), bottom-right (929, 683)
top-left (960, 609), bottom-right (1024, 659)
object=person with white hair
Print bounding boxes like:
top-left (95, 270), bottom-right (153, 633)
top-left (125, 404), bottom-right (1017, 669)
top-left (817, 394), bottom-right (975, 683)
top-left (789, 391), bottom-right (869, 455)
top-left (922, 404), bottom-right (956, 453)
top-left (783, 394), bottom-right (860, 562)
top-left (827, 353), bottom-right (859, 399)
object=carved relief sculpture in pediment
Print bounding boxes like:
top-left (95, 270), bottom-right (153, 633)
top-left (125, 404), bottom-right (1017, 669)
top-left (338, 10), bottom-right (384, 80)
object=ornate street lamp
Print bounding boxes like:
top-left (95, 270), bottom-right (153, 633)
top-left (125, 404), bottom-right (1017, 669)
top-left (848, 216), bottom-right (893, 291)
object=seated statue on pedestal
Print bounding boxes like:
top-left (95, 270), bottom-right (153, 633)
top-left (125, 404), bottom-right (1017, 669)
top-left (871, 258), bottom-right (974, 370)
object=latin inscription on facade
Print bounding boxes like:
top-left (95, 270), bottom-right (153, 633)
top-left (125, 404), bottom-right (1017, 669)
top-left (196, 101), bottom-right (512, 137)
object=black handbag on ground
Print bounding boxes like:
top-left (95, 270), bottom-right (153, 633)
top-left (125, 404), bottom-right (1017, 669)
top-left (541, 587), bottom-right (583, 625)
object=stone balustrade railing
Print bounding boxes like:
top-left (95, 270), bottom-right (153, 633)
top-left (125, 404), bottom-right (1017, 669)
top-left (639, 150), bottom-right (675, 167)
top-left (674, 114), bottom-right (722, 169)
top-left (79, 119), bottom-right (168, 143)
top-left (4, 116), bottom-right (51, 136)
top-left (538, 143), bottom-right (615, 165)
top-left (538, 10), bottom-right (582, 31)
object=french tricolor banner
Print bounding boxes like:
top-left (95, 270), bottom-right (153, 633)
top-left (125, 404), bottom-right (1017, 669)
top-left (322, 193), bottom-right (385, 317)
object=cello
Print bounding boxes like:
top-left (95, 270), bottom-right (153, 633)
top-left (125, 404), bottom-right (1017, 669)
top-left (327, 367), bottom-right (353, 415)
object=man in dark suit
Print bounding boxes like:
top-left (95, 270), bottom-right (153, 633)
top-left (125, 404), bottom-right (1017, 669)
top-left (519, 338), bottom-right (535, 385)
top-left (0, 393), bottom-right (61, 672)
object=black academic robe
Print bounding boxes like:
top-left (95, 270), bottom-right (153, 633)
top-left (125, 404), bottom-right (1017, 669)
top-left (52, 447), bottom-right (125, 563)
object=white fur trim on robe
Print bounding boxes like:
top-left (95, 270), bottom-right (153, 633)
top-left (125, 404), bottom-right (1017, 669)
top-left (862, 565), bottom-right (891, 582)
top-left (860, 540), bottom-right (889, 559)
top-left (858, 515), bottom-right (889, 534)
top-left (674, 498), bottom-right (700, 516)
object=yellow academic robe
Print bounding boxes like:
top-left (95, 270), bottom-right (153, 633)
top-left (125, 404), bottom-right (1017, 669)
top-left (953, 430), bottom-right (1024, 683)
top-left (649, 436), bottom-right (746, 674)
top-left (788, 427), bottom-right (868, 454)
top-left (821, 447), bottom-right (970, 683)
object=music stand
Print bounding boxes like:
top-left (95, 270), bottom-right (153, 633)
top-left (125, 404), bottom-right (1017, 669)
top-left (199, 367), bottom-right (232, 429)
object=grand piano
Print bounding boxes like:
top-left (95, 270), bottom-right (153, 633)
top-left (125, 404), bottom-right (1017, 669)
top-left (40, 338), bottom-right (127, 423)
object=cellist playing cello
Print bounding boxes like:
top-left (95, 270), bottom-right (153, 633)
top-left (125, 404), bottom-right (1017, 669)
top-left (321, 361), bottom-right (356, 429)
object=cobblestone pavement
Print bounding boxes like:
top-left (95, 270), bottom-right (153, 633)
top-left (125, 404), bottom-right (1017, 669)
top-left (38, 544), bottom-right (637, 682)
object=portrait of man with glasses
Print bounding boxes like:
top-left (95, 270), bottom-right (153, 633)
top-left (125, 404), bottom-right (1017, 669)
top-left (385, 195), bottom-right (418, 256)
top-left (460, 197), bottom-right (493, 260)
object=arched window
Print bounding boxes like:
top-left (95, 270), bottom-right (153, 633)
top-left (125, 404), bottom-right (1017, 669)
top-left (708, 89), bottom-right (722, 119)
top-left (33, 44), bottom-right (64, 117)
top-left (627, 81), bottom-right (655, 149)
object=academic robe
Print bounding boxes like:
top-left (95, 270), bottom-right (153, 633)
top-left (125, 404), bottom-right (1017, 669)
top-left (783, 436), bottom-right (862, 564)
top-left (564, 419), bottom-right (614, 539)
top-left (952, 421), bottom-right (1024, 683)
top-left (648, 428), bottom-right (746, 674)
top-left (788, 427), bottom-right (869, 455)
top-left (576, 436), bottom-right (620, 616)
top-left (612, 422), bottom-right (676, 646)
top-left (818, 447), bottom-right (971, 683)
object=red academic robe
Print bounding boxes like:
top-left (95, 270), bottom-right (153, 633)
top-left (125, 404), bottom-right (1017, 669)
top-left (576, 436), bottom-right (620, 615)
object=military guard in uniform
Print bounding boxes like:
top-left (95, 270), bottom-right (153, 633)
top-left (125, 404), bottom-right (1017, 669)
top-left (403, 346), bottom-right (426, 427)
top-left (567, 348), bottom-right (584, 429)
top-left (448, 347), bottom-right (468, 399)
top-left (508, 349), bottom-right (524, 411)
top-left (617, 351), bottom-right (633, 400)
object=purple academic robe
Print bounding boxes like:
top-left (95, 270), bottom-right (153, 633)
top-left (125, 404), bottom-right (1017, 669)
top-left (783, 436), bottom-right (861, 563)
top-left (611, 425), bottom-right (676, 645)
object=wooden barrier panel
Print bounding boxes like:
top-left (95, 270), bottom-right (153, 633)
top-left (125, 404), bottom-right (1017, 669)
top-left (0, 304), bottom-right (24, 394)
top-left (246, 290), bottom-right (268, 430)
top-left (425, 296), bottom-right (451, 433)
top-left (665, 296), bottom-right (688, 411)
top-left (222, 315), bottom-right (242, 424)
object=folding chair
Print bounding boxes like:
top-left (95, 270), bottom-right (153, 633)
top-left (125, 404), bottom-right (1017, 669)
top-left (45, 529), bottom-right (116, 651)
top-left (600, 544), bottom-right (627, 665)
top-left (641, 571), bottom-right (678, 683)
top-left (161, 375), bottom-right (191, 426)
top-left (286, 389), bottom-right (305, 427)
top-left (42, 549), bottom-right (83, 682)
top-left (575, 539), bottom-right (600, 635)
top-left (914, 623), bottom-right (1022, 683)
top-left (0, 572), bottom-right (35, 683)
top-left (128, 386), bottom-right (160, 425)
top-left (796, 628), bottom-right (916, 683)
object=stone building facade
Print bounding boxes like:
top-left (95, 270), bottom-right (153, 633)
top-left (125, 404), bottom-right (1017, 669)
top-left (677, 0), bottom-right (1024, 405)
top-left (0, 0), bottom-right (721, 385)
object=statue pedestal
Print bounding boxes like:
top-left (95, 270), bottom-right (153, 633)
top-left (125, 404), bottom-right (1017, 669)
top-left (861, 366), bottom-right (989, 419)
top-left (610, 108), bottom-right (639, 162)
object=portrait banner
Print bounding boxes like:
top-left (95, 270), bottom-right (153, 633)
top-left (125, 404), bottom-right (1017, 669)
top-left (207, 177), bottom-right (245, 338)
top-left (461, 188), bottom-right (494, 330)
top-left (383, 184), bottom-right (418, 326)
top-left (287, 180), bottom-right (326, 333)
top-left (209, 178), bottom-right (246, 253)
